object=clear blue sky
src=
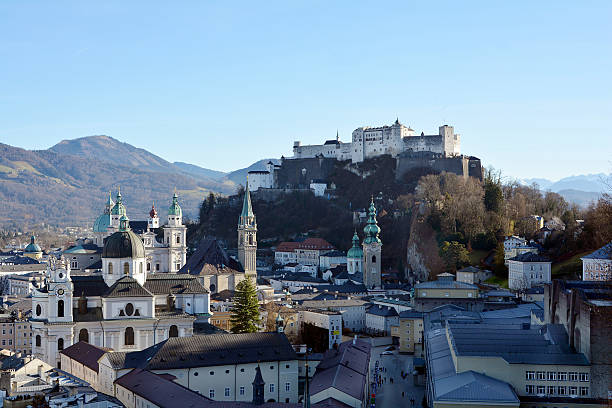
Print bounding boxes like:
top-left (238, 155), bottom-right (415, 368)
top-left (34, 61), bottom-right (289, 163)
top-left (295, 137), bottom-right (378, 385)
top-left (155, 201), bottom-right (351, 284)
top-left (1, 1), bottom-right (610, 180)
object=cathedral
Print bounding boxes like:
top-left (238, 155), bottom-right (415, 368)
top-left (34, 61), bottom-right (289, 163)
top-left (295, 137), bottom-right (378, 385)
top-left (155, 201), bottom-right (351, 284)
top-left (92, 190), bottom-right (187, 274)
top-left (31, 191), bottom-right (211, 367)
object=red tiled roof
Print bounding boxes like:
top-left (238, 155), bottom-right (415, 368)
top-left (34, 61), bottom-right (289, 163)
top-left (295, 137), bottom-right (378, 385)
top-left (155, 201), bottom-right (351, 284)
top-left (60, 341), bottom-right (111, 373)
top-left (275, 242), bottom-right (301, 252)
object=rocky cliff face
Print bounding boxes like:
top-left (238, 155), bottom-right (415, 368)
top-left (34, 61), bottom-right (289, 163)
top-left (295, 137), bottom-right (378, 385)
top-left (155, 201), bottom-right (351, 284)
top-left (405, 208), bottom-right (445, 282)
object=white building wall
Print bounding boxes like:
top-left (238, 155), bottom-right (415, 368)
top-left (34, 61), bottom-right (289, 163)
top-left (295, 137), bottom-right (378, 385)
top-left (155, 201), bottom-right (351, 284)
top-left (151, 360), bottom-right (299, 403)
top-left (508, 261), bottom-right (552, 290)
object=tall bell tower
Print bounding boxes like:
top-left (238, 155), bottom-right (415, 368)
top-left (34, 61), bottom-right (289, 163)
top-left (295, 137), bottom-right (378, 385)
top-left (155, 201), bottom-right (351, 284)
top-left (238, 180), bottom-right (257, 280)
top-left (362, 198), bottom-right (382, 289)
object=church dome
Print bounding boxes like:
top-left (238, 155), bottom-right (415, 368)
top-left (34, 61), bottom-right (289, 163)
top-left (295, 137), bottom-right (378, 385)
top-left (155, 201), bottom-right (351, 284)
top-left (347, 231), bottom-right (363, 259)
top-left (93, 213), bottom-right (111, 233)
top-left (102, 216), bottom-right (145, 259)
top-left (24, 235), bottom-right (42, 253)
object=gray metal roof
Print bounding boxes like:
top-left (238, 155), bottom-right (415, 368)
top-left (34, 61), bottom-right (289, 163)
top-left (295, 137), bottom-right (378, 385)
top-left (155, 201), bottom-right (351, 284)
top-left (508, 252), bottom-right (550, 262)
top-left (435, 370), bottom-right (520, 403)
top-left (366, 304), bottom-right (398, 317)
top-left (143, 274), bottom-right (209, 295)
top-left (426, 328), bottom-right (519, 404)
top-left (310, 340), bottom-right (371, 401)
top-left (582, 242), bottom-right (612, 260)
top-left (104, 277), bottom-right (153, 298)
top-left (448, 323), bottom-right (589, 365)
top-left (415, 280), bottom-right (478, 290)
top-left (107, 333), bottom-right (297, 370)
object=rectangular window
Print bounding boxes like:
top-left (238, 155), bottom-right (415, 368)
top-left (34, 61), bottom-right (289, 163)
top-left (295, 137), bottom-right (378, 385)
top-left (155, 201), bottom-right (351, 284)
top-left (285, 382), bottom-right (290, 392)
top-left (269, 384), bottom-right (274, 393)
top-left (536, 371), bottom-right (545, 380)
top-left (569, 372), bottom-right (578, 381)
top-left (579, 373), bottom-right (589, 382)
top-left (209, 390), bottom-right (215, 398)
top-left (536, 385), bottom-right (545, 394)
top-left (580, 386), bottom-right (589, 396)
top-left (525, 371), bottom-right (535, 380)
top-left (224, 388), bottom-right (230, 397)
top-left (569, 386), bottom-right (578, 396)
top-left (557, 386), bottom-right (567, 395)
top-left (557, 372), bottom-right (567, 381)
top-left (547, 371), bottom-right (556, 381)
top-left (239, 386), bottom-right (245, 396)
top-left (547, 386), bottom-right (555, 395)
top-left (525, 385), bottom-right (535, 394)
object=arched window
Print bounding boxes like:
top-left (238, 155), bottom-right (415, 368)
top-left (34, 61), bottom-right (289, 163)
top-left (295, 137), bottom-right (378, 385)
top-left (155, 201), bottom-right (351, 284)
top-left (124, 262), bottom-right (130, 275)
top-left (36, 304), bottom-right (41, 316)
top-left (108, 263), bottom-right (113, 275)
top-left (58, 338), bottom-right (64, 350)
top-left (169, 325), bottom-right (179, 338)
top-left (249, 234), bottom-right (253, 245)
top-left (79, 329), bottom-right (89, 343)
top-left (372, 255), bottom-right (377, 263)
top-left (125, 327), bottom-right (134, 345)
top-left (176, 235), bottom-right (180, 244)
top-left (57, 300), bottom-right (64, 318)
top-left (35, 335), bottom-right (41, 347)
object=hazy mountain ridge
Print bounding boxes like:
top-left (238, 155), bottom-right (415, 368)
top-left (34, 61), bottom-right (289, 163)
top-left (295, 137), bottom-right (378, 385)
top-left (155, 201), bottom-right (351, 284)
top-left (520, 173), bottom-right (610, 193)
top-left (0, 140), bottom-right (236, 227)
top-left (1, 134), bottom-right (606, 227)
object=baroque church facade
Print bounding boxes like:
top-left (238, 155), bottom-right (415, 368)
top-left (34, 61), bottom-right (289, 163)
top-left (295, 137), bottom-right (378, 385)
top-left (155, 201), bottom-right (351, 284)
top-left (92, 190), bottom-right (187, 274)
top-left (32, 206), bottom-right (210, 367)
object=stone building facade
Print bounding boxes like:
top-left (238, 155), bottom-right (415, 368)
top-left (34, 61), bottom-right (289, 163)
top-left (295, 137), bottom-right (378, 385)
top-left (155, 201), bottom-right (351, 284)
top-left (544, 280), bottom-right (612, 399)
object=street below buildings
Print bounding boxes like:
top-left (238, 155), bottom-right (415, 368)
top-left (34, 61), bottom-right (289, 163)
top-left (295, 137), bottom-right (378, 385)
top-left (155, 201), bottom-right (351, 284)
top-left (369, 344), bottom-right (425, 408)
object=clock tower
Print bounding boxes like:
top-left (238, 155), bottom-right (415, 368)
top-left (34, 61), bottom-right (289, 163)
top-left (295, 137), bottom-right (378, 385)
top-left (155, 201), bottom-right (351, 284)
top-left (47, 258), bottom-right (73, 323)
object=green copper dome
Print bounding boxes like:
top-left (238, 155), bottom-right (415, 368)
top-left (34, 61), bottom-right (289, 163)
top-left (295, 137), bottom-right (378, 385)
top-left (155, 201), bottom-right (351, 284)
top-left (24, 235), bottom-right (42, 253)
top-left (93, 213), bottom-right (111, 233)
top-left (363, 199), bottom-right (382, 244)
top-left (110, 191), bottom-right (126, 216)
top-left (347, 231), bottom-right (363, 258)
top-left (94, 193), bottom-right (114, 232)
top-left (168, 192), bottom-right (182, 216)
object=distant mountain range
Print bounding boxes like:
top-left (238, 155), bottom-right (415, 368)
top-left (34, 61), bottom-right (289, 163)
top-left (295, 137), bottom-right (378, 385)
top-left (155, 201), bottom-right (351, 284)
top-left (0, 134), bottom-right (607, 227)
top-left (0, 136), bottom-right (269, 228)
top-left (518, 173), bottom-right (610, 207)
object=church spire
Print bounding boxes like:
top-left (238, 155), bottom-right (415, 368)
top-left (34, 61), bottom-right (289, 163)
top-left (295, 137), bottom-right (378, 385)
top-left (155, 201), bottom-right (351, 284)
top-left (240, 181), bottom-right (255, 225)
top-left (363, 197), bottom-right (381, 244)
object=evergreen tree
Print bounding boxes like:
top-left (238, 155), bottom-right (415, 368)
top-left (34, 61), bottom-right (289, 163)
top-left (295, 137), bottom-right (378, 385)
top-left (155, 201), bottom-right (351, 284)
top-left (230, 278), bottom-right (261, 333)
top-left (439, 241), bottom-right (470, 271)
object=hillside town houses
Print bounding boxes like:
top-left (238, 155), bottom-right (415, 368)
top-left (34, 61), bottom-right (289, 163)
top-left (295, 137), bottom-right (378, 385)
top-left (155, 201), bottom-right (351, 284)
top-left (0, 179), bottom-right (611, 408)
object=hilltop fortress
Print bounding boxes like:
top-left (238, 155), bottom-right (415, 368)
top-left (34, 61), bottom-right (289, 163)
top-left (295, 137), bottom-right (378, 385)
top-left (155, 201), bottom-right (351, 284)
top-left (248, 118), bottom-right (481, 193)
top-left (293, 118), bottom-right (460, 163)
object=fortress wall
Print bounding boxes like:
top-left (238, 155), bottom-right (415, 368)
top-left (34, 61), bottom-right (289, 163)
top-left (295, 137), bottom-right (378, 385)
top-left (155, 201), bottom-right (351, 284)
top-left (403, 135), bottom-right (445, 154)
top-left (275, 157), bottom-right (338, 188)
top-left (395, 152), bottom-right (482, 181)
